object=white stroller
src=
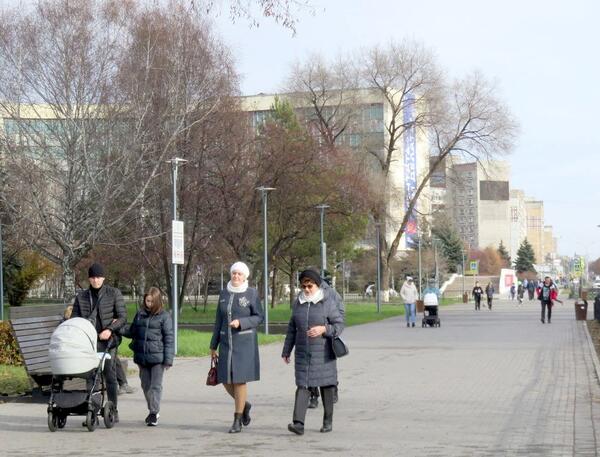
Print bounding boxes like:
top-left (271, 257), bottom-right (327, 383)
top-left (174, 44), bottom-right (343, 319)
top-left (47, 317), bottom-right (117, 432)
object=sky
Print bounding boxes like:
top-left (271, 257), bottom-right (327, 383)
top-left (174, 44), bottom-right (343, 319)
top-left (212, 0), bottom-right (600, 260)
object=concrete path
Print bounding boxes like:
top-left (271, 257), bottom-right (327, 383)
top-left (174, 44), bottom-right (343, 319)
top-left (1, 299), bottom-right (600, 456)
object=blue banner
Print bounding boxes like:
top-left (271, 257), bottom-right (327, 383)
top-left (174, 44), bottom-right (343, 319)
top-left (403, 93), bottom-right (418, 247)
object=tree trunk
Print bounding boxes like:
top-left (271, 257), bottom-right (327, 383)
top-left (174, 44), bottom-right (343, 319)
top-left (62, 260), bottom-right (76, 304)
top-left (289, 264), bottom-right (296, 308)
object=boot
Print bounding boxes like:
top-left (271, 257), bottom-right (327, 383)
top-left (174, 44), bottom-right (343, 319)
top-left (242, 402), bottom-right (252, 426)
top-left (228, 413), bottom-right (242, 433)
top-left (287, 422), bottom-right (304, 435)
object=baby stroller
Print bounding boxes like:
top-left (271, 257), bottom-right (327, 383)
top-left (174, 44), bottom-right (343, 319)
top-left (422, 305), bottom-right (441, 327)
top-left (47, 317), bottom-right (117, 432)
top-left (421, 291), bottom-right (441, 327)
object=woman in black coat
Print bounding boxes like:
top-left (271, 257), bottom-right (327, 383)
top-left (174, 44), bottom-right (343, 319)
top-left (210, 261), bottom-right (263, 433)
top-left (282, 269), bottom-right (344, 435)
top-left (121, 287), bottom-right (174, 426)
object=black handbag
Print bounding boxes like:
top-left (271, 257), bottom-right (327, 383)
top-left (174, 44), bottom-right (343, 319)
top-left (330, 336), bottom-right (349, 358)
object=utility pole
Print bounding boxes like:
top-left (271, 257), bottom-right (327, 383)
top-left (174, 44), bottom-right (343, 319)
top-left (257, 186), bottom-right (275, 334)
top-left (316, 204), bottom-right (330, 278)
top-left (167, 157), bottom-right (187, 354)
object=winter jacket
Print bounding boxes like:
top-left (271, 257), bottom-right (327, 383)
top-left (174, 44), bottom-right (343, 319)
top-left (210, 287), bottom-right (263, 384)
top-left (537, 284), bottom-right (558, 304)
top-left (72, 285), bottom-right (126, 336)
top-left (400, 282), bottom-right (419, 304)
top-left (121, 308), bottom-right (174, 367)
top-left (485, 285), bottom-right (495, 298)
top-left (282, 290), bottom-right (345, 388)
top-left (472, 286), bottom-right (483, 300)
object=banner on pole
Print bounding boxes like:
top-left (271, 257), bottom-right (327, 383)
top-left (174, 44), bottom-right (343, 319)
top-left (172, 220), bottom-right (184, 265)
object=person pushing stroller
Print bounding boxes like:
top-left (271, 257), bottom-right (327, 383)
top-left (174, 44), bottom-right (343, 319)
top-left (71, 263), bottom-right (126, 423)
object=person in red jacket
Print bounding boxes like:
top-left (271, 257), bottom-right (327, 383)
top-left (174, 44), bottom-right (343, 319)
top-left (537, 276), bottom-right (561, 323)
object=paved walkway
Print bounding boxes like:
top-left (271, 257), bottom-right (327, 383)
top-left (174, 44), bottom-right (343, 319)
top-left (1, 299), bottom-right (600, 456)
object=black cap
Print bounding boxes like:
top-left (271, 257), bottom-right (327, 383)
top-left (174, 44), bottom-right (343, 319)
top-left (299, 269), bottom-right (322, 287)
top-left (88, 263), bottom-right (105, 278)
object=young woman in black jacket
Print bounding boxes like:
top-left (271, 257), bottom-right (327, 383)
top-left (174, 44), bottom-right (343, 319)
top-left (122, 287), bottom-right (174, 426)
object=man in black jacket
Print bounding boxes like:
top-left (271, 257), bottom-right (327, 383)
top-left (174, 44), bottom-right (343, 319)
top-left (72, 263), bottom-right (127, 422)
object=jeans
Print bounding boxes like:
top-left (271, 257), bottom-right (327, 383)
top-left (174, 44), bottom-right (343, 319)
top-left (404, 303), bottom-right (416, 324)
top-left (139, 364), bottom-right (165, 414)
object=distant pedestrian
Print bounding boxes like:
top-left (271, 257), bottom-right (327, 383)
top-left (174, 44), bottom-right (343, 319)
top-left (472, 282), bottom-right (483, 311)
top-left (527, 280), bottom-right (535, 300)
top-left (400, 276), bottom-right (419, 328)
top-left (120, 287), bottom-right (173, 426)
top-left (509, 284), bottom-right (516, 300)
top-left (537, 276), bottom-right (561, 324)
top-left (517, 282), bottom-right (524, 306)
top-left (210, 261), bottom-right (263, 433)
top-left (485, 282), bottom-right (495, 310)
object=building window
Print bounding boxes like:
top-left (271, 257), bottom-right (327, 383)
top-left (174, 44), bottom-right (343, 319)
top-left (511, 207), bottom-right (518, 222)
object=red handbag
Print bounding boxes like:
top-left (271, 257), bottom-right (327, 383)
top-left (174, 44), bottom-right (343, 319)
top-left (206, 357), bottom-right (218, 386)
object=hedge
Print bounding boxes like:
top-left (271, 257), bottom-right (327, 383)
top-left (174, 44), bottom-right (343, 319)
top-left (0, 321), bottom-right (22, 366)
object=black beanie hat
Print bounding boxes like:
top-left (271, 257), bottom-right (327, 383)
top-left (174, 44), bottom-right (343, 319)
top-left (299, 269), bottom-right (322, 287)
top-left (88, 263), bottom-right (105, 278)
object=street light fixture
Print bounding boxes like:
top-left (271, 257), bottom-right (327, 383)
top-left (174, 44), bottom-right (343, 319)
top-left (315, 204), bottom-right (330, 278)
top-left (166, 157), bottom-right (187, 355)
top-left (257, 186), bottom-right (275, 335)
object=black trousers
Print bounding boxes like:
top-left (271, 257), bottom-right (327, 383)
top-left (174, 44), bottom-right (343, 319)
top-left (96, 343), bottom-right (118, 408)
top-left (541, 301), bottom-right (552, 321)
top-left (474, 297), bottom-right (481, 310)
top-left (487, 297), bottom-right (493, 309)
top-left (293, 386), bottom-right (335, 425)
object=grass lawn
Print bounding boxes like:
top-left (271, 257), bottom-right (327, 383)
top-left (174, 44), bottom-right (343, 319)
top-left (0, 364), bottom-right (30, 396)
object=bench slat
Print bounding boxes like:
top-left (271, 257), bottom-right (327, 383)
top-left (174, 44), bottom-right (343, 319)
top-left (9, 305), bottom-right (67, 319)
top-left (19, 338), bottom-right (50, 354)
top-left (10, 320), bottom-right (62, 332)
top-left (20, 347), bottom-right (50, 358)
top-left (28, 363), bottom-right (52, 373)
top-left (10, 315), bottom-right (63, 325)
top-left (13, 333), bottom-right (53, 343)
top-left (11, 326), bottom-right (60, 338)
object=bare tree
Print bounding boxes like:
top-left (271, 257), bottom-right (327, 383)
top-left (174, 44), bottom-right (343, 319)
top-left (0, 0), bottom-right (142, 300)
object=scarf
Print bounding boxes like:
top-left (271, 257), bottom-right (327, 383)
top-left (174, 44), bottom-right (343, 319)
top-left (227, 280), bottom-right (248, 294)
top-left (298, 287), bottom-right (324, 304)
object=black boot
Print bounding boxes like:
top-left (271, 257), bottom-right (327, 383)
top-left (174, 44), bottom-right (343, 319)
top-left (228, 413), bottom-right (242, 433)
top-left (242, 402), bottom-right (252, 426)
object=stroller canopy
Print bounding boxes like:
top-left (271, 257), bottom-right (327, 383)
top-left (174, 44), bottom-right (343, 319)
top-left (49, 317), bottom-right (99, 375)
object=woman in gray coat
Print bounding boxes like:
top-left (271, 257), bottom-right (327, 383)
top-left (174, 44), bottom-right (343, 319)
top-left (210, 261), bottom-right (263, 433)
top-left (282, 269), bottom-right (344, 435)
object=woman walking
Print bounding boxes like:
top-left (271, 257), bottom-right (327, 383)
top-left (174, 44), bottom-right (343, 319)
top-left (121, 287), bottom-right (174, 426)
top-left (472, 282), bottom-right (483, 311)
top-left (210, 261), bottom-right (263, 433)
top-left (485, 282), bottom-right (495, 311)
top-left (282, 269), bottom-right (345, 435)
top-left (400, 276), bottom-right (419, 328)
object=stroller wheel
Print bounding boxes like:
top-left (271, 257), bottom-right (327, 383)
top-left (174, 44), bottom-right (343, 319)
top-left (86, 411), bottom-right (97, 432)
top-left (47, 412), bottom-right (58, 432)
top-left (103, 401), bottom-right (115, 429)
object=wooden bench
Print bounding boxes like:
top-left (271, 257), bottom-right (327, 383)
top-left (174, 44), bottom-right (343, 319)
top-left (9, 304), bottom-right (67, 389)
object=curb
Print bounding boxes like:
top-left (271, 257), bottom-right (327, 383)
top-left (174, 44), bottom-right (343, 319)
top-left (582, 320), bottom-right (600, 385)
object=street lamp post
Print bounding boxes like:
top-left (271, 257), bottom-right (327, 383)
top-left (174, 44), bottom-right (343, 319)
top-left (0, 223), bottom-right (4, 321)
top-left (417, 232), bottom-right (422, 298)
top-left (315, 204), bottom-right (330, 278)
top-left (167, 157), bottom-right (187, 355)
top-left (257, 186), bottom-right (275, 335)
top-left (375, 222), bottom-right (382, 314)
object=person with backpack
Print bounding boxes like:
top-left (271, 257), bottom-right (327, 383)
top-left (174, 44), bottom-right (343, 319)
top-left (120, 287), bottom-right (174, 426)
